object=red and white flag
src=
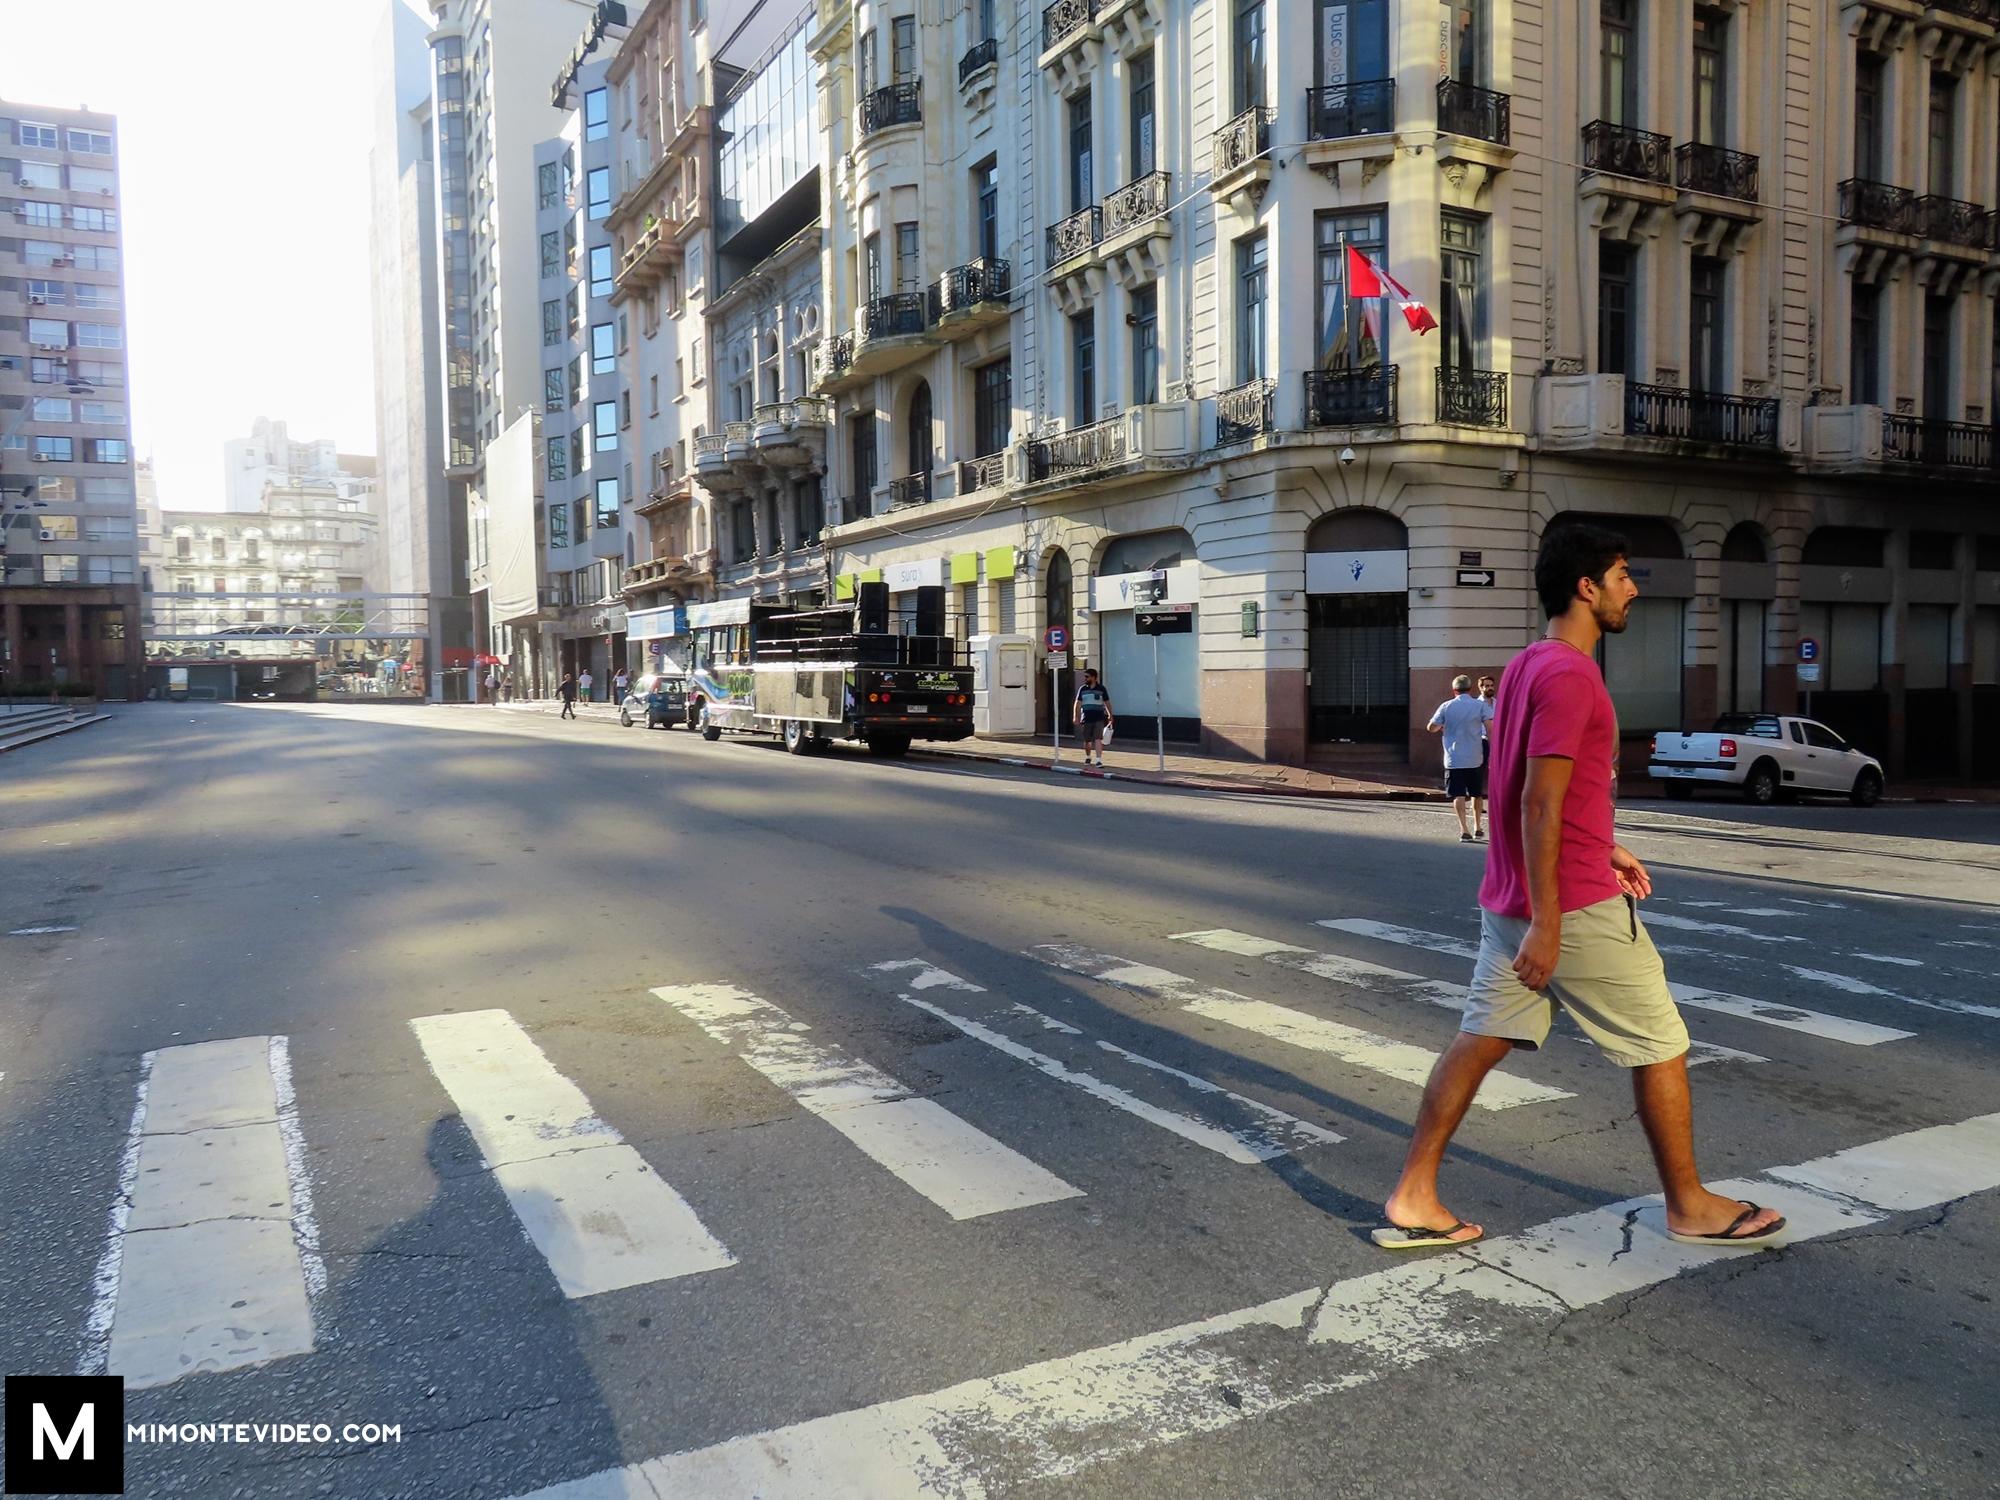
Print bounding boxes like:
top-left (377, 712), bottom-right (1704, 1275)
top-left (1344, 244), bottom-right (1438, 335)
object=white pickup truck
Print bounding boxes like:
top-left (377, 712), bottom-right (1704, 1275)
top-left (1648, 714), bottom-right (1885, 807)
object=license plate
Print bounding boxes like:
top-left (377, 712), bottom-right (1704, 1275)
top-left (1667, 767), bottom-right (1695, 777)
top-left (907, 705), bottom-right (928, 714)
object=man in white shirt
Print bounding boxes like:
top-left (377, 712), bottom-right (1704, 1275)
top-left (1427, 674), bottom-right (1496, 842)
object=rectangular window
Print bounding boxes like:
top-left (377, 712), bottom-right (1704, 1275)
top-left (974, 358), bottom-right (1012, 455)
top-left (72, 246), bottom-right (117, 271)
top-left (1854, 52), bottom-right (1884, 181)
top-left (32, 396), bottom-right (73, 421)
top-left (74, 360), bottom-right (122, 387)
top-left (69, 206), bottom-right (115, 231)
top-left (858, 27), bottom-right (877, 97)
top-left (1068, 90), bottom-right (1093, 212)
top-left (39, 476), bottom-right (78, 501)
top-left (584, 87), bottom-right (609, 141)
top-left (1597, 239), bottom-right (1635, 376)
top-left (88, 438), bottom-right (128, 463)
top-left (850, 415), bottom-right (878, 514)
top-left (549, 498), bottom-right (570, 546)
top-left (542, 298), bottom-right (562, 346)
top-left (1130, 50), bottom-right (1157, 177)
top-left (1235, 0), bottom-right (1266, 113)
top-left (538, 160), bottom-right (560, 208)
top-left (895, 221), bottom-right (921, 294)
top-left (29, 359), bottom-right (63, 383)
top-left (39, 514), bottom-right (79, 540)
top-left (589, 244), bottom-right (613, 298)
top-left (595, 477), bottom-right (620, 527)
top-left (569, 354), bottom-right (584, 400)
top-left (864, 232), bottom-right (883, 298)
top-left (1850, 283), bottom-right (1880, 406)
top-left (892, 16), bottom-right (917, 83)
top-left (1316, 207), bottom-right (1387, 367)
top-left (547, 434), bottom-right (568, 480)
top-left (71, 283), bottom-right (115, 309)
top-left (574, 496), bottom-right (590, 537)
top-left (540, 229), bottom-right (560, 279)
top-left (1923, 293), bottom-right (1953, 418)
top-left (1600, 0), bottom-right (1637, 126)
top-left (69, 166), bottom-right (115, 194)
top-left (75, 323), bottom-right (121, 349)
top-left (84, 514), bottom-right (134, 542)
top-left (733, 498), bottom-right (756, 561)
top-left (84, 555), bottom-right (134, 584)
top-left (1689, 255), bottom-right (1724, 393)
top-left (1692, 7), bottom-right (1727, 146)
top-left (42, 554), bottom-right (81, 583)
top-left (567, 287), bottom-right (581, 336)
top-left (1927, 70), bottom-right (1956, 197)
top-left (795, 478), bottom-right (823, 546)
top-left (587, 166), bottom-right (611, 219)
top-left (545, 366), bottom-right (566, 412)
top-left (79, 401), bottom-right (124, 424)
top-left (1130, 285), bottom-right (1160, 405)
top-left (18, 122), bottom-right (58, 148)
top-left (1071, 310), bottom-right (1096, 426)
top-left (975, 160), bottom-right (999, 262)
top-left (1440, 211), bottom-right (1485, 370)
top-left (34, 436), bottom-right (74, 462)
top-left (18, 160), bottom-right (61, 189)
top-left (28, 317), bottom-right (68, 346)
top-left (1235, 233), bottom-right (1269, 383)
top-left (69, 128), bottom-right (113, 154)
top-left (591, 322), bottom-right (615, 373)
top-left (594, 400), bottom-right (618, 451)
top-left (571, 429), bottom-right (586, 475)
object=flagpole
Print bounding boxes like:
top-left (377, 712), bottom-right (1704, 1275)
top-left (1339, 232), bottom-right (1352, 372)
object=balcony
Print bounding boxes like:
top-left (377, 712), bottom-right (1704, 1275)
top-left (1045, 205), bottom-right (1101, 270)
top-left (1024, 402), bottom-right (1197, 488)
top-left (839, 493), bottom-right (873, 526)
top-left (693, 432), bottom-right (747, 495)
top-left (851, 291), bottom-right (934, 379)
top-left (928, 258), bottom-right (1012, 336)
top-left (1304, 366), bottom-right (1399, 428)
top-left (959, 37), bottom-right (997, 87)
top-left (1837, 178), bottom-right (1916, 234)
top-left (1912, 193), bottom-right (1990, 252)
top-left (613, 211), bottom-right (680, 298)
top-left (1213, 379), bottom-right (1274, 446)
top-left (1436, 367), bottom-right (1509, 429)
top-left (1885, 414), bottom-right (1994, 469)
top-left (752, 395), bottom-right (833, 467)
top-left (636, 473), bottom-right (694, 520)
top-left (723, 419), bottom-right (756, 463)
top-left (1675, 142), bottom-right (1758, 201)
top-left (1103, 169), bottom-right (1168, 240)
top-left (859, 81), bottom-right (922, 137)
top-left (1027, 416), bottom-right (1127, 481)
top-left (1436, 79), bottom-right (1510, 146)
top-left (1582, 121), bottom-right (1672, 183)
top-left (1306, 80), bottom-right (1396, 140)
top-left (957, 452), bottom-right (1007, 494)
top-left (1041, 0), bottom-right (1098, 56)
top-left (1210, 106), bottom-right (1274, 217)
top-left (815, 331), bottom-right (855, 391)
top-left (1580, 121), bottom-right (1677, 237)
top-left (1625, 384), bottom-right (1779, 449)
top-left (1928, 0), bottom-right (2000, 19)
top-left (886, 471), bottom-right (932, 509)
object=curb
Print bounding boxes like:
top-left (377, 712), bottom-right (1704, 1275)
top-left (908, 742), bottom-right (1444, 803)
top-left (0, 713), bottom-right (113, 754)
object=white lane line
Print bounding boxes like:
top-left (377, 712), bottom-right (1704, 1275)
top-left (1853, 952), bottom-right (1923, 968)
top-left (1779, 965), bottom-right (2000, 1021)
top-left (87, 1037), bottom-right (316, 1388)
top-left (653, 982), bottom-right (1080, 1220)
top-left (1315, 917), bottom-right (1479, 961)
top-left (1316, 918), bottom-right (1912, 1048)
top-left (898, 990), bottom-right (1344, 1165)
top-left (510, 1112), bottom-right (2000, 1500)
top-left (1638, 911), bottom-right (1804, 942)
top-left (1654, 901), bottom-right (1789, 919)
top-left (1175, 929), bottom-right (1766, 1071)
top-left (7, 924), bottom-right (78, 935)
top-left (410, 1010), bottom-right (734, 1297)
top-left (1030, 944), bottom-right (1570, 1110)
top-left (267, 1037), bottom-right (327, 1304)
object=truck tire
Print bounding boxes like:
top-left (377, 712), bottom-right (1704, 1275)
top-left (1742, 759), bottom-right (1779, 805)
top-left (783, 719), bottom-right (810, 755)
top-left (867, 733), bottom-right (911, 759)
top-left (1663, 780), bottom-right (1694, 801)
top-left (698, 702), bottom-right (722, 742)
top-left (1850, 768), bottom-right (1883, 808)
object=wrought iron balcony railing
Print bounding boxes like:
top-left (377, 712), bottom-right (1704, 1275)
top-left (859, 292), bottom-right (929, 343)
top-left (840, 493), bottom-right (872, 526)
top-left (1436, 367), bottom-right (1508, 428)
top-left (1927, 0), bottom-right (2000, 22)
top-left (1103, 170), bottom-right (1170, 235)
top-left (1214, 379), bottom-right (1274, 445)
top-left (817, 332), bottom-right (854, 381)
top-left (1581, 120), bottom-right (1673, 184)
top-left (1436, 78), bottom-right (1510, 146)
top-left (887, 471), bottom-right (932, 508)
top-left (1912, 193), bottom-right (1990, 249)
top-left (1305, 79), bottom-right (1396, 140)
top-left (1837, 178), bottom-right (1916, 234)
top-left (859, 80), bottom-right (922, 136)
top-left (1045, 204), bottom-right (1102, 268)
top-left (1212, 106), bottom-right (1273, 177)
top-left (1883, 415), bottom-right (1994, 469)
top-left (1675, 142), bottom-right (1759, 201)
top-left (958, 37), bottom-right (997, 85)
top-left (1624, 384), bottom-right (1779, 447)
top-left (1303, 366), bottom-right (1399, 427)
top-left (1041, 0), bottom-right (1098, 53)
top-left (958, 452), bottom-right (1006, 493)
top-left (929, 258), bottom-right (1012, 321)
top-left (1027, 416), bottom-right (1128, 481)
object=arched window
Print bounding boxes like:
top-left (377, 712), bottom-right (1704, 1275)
top-left (1045, 549), bottom-right (1072, 632)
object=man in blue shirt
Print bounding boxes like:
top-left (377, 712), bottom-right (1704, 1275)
top-left (1427, 674), bottom-right (1496, 842)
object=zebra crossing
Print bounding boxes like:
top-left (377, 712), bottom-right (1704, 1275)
top-left (61, 894), bottom-right (1993, 1405)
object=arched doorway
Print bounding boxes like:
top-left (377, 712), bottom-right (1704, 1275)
top-left (1041, 549), bottom-right (1074, 734)
top-left (1799, 525), bottom-right (1890, 757)
top-left (1544, 511), bottom-right (1688, 736)
top-left (1306, 510), bottom-right (1408, 747)
top-left (1718, 522), bottom-right (1772, 716)
top-left (907, 381), bottom-right (933, 501)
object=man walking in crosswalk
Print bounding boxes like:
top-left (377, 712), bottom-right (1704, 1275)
top-left (1377, 523), bottom-right (1786, 1251)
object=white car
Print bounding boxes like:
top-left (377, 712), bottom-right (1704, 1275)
top-left (1648, 714), bottom-right (1885, 807)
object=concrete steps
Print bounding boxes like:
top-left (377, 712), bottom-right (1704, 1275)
top-left (0, 705), bottom-right (113, 753)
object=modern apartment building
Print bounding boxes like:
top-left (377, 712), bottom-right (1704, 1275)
top-left (221, 415), bottom-right (372, 515)
top-left (0, 99), bottom-right (144, 698)
top-left (802, 0), bottom-right (2000, 779)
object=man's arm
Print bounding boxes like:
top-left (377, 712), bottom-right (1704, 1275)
top-left (1513, 754), bottom-right (1574, 990)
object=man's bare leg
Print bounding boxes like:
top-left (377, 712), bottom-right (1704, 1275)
top-left (1631, 1054), bottom-right (1783, 1237)
top-left (1382, 1031), bottom-right (1517, 1235)
top-left (1473, 794), bottom-right (1486, 836)
top-left (1452, 796), bottom-right (1472, 836)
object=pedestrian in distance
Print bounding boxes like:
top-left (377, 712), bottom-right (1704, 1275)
top-left (558, 671), bottom-right (578, 720)
top-left (578, 667), bottom-right (594, 704)
top-left (1477, 673), bottom-right (1498, 826)
top-left (1375, 522), bottom-right (1786, 1252)
top-left (1073, 668), bottom-right (1114, 768)
top-left (614, 667), bottom-right (630, 705)
top-left (1426, 674), bottom-right (1494, 841)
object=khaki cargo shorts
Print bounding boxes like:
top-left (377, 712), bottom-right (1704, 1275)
top-left (1463, 895), bottom-right (1690, 1067)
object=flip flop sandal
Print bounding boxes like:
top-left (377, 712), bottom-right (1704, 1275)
top-left (1370, 1220), bottom-right (1484, 1250)
top-left (1665, 1201), bottom-right (1788, 1247)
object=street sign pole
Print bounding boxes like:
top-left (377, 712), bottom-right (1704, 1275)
top-left (1051, 656), bottom-right (1061, 766)
top-left (1153, 632), bottom-right (1164, 771)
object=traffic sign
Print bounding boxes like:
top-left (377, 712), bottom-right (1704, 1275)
top-left (1044, 625), bottom-right (1069, 652)
top-left (1455, 569), bottom-right (1496, 588)
top-left (1797, 637), bottom-right (1819, 663)
top-left (1798, 663), bottom-right (1823, 684)
top-left (1135, 608), bottom-right (1194, 636)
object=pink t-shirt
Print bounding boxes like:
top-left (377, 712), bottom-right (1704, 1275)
top-left (1478, 639), bottom-right (1623, 920)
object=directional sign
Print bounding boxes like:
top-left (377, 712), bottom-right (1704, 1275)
top-left (1135, 608), bottom-right (1194, 636)
top-left (1455, 569), bottom-right (1496, 588)
top-left (1797, 637), bottom-right (1819, 664)
top-left (1044, 625), bottom-right (1069, 652)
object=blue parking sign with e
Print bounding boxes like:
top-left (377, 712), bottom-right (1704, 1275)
top-left (1798, 638), bottom-right (1819, 663)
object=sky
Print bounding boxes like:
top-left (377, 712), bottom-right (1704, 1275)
top-left (2, 0), bottom-right (382, 511)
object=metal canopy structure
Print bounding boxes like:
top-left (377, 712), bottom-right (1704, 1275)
top-left (144, 592), bottom-right (432, 651)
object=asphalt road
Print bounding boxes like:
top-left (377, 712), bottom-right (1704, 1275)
top-left (1, 702), bottom-right (1995, 1500)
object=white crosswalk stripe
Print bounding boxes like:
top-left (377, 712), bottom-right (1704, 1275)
top-left (653, 981), bottom-right (1082, 1219)
top-left (869, 961), bottom-right (1343, 1164)
top-left (1172, 929), bottom-right (1767, 1070)
top-left (1028, 944), bottom-right (1572, 1109)
top-left (83, 1036), bottom-right (319, 1388)
top-left (409, 1009), bottom-right (735, 1297)
top-left (1316, 918), bottom-right (1915, 1047)
top-left (507, 1111), bottom-right (2000, 1500)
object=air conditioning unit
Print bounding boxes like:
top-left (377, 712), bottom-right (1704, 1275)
top-left (99, 188), bottom-right (113, 197)
top-left (34, 343), bottom-right (64, 352)
top-left (27, 293), bottom-right (45, 304)
top-left (38, 529), bottom-right (56, 541)
top-left (15, 177), bottom-right (32, 188)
